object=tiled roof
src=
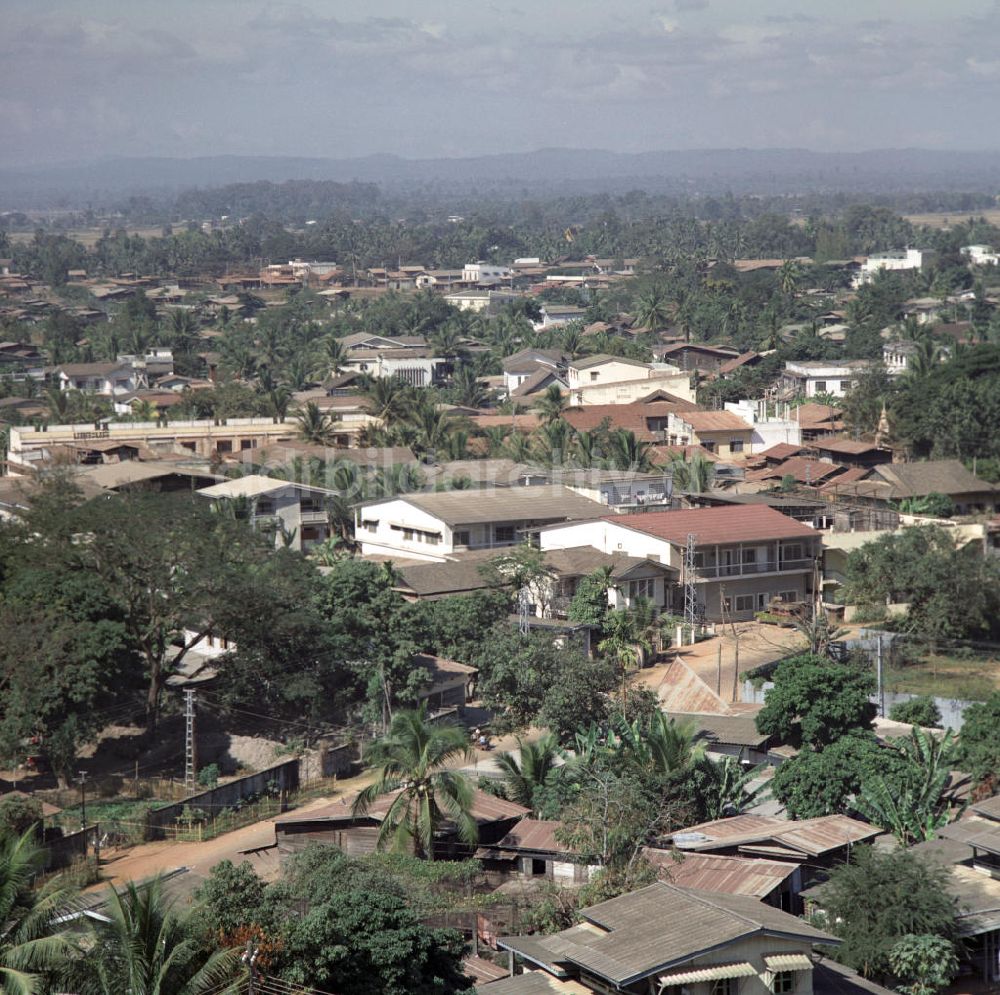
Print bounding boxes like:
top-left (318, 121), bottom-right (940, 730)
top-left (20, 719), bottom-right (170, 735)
top-left (605, 505), bottom-right (818, 545)
top-left (793, 403), bottom-right (842, 428)
top-left (746, 457), bottom-right (843, 485)
top-left (563, 401), bottom-right (698, 439)
top-left (812, 438), bottom-right (886, 456)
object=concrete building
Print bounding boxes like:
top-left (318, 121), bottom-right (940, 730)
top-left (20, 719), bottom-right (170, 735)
top-left (856, 248), bottom-right (932, 285)
top-left (197, 474), bottom-right (338, 551)
top-left (781, 361), bottom-right (870, 399)
top-left (539, 505), bottom-right (820, 622)
top-left (665, 410), bottom-right (755, 458)
top-left (725, 400), bottom-right (803, 450)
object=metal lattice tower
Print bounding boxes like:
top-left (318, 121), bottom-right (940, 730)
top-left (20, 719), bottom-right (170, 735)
top-left (683, 532), bottom-right (698, 629)
top-left (183, 690), bottom-right (197, 793)
top-left (518, 587), bottom-right (532, 635)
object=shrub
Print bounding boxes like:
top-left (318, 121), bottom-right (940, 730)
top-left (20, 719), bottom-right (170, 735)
top-left (196, 763), bottom-right (220, 788)
top-left (890, 696), bottom-right (943, 728)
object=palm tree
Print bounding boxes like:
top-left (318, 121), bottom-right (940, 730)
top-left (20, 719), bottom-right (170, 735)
top-left (533, 419), bottom-right (574, 466)
top-left (494, 734), bottom-right (561, 813)
top-left (534, 383), bottom-right (567, 425)
top-left (353, 706), bottom-right (477, 859)
top-left (45, 386), bottom-right (70, 422)
top-left (608, 429), bottom-right (655, 472)
top-left (450, 365), bottom-right (489, 408)
top-left (360, 375), bottom-right (413, 428)
top-left (669, 453), bottom-right (714, 494)
top-left (634, 285), bottom-right (671, 332)
top-left (66, 877), bottom-right (240, 995)
top-left (777, 259), bottom-right (803, 296)
top-left (0, 829), bottom-right (76, 995)
top-left (295, 401), bottom-right (341, 446)
top-left (573, 429), bottom-right (606, 468)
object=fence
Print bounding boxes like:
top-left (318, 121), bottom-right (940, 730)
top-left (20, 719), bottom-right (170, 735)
top-left (161, 796), bottom-right (285, 842)
top-left (42, 824), bottom-right (94, 871)
top-left (146, 758), bottom-right (300, 840)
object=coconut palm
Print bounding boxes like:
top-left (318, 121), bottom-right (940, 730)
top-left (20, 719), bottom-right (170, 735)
top-left (66, 876), bottom-right (240, 995)
top-left (494, 734), bottom-right (561, 813)
top-left (573, 429), bottom-right (606, 468)
top-left (482, 425), bottom-right (511, 455)
top-left (352, 706), bottom-right (477, 859)
top-left (616, 711), bottom-right (705, 776)
top-left (608, 429), bottom-right (655, 472)
top-left (0, 829), bottom-right (77, 995)
top-left (669, 453), bottom-right (715, 494)
top-left (777, 258), bottom-right (803, 296)
top-left (533, 419), bottom-right (574, 466)
top-left (634, 285), bottom-right (672, 332)
top-left (534, 383), bottom-right (567, 425)
top-left (450, 365), bottom-right (490, 408)
top-left (295, 401), bottom-right (341, 446)
top-left (360, 375), bottom-right (413, 428)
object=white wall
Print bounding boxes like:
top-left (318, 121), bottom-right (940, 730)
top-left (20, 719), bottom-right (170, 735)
top-left (355, 499), bottom-right (451, 561)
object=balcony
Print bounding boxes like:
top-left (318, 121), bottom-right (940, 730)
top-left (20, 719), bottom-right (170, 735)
top-left (692, 557), bottom-right (815, 580)
top-left (299, 509), bottom-right (329, 525)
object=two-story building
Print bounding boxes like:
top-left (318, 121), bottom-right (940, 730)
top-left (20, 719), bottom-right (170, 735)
top-left (666, 410), bottom-right (755, 458)
top-left (55, 362), bottom-right (139, 396)
top-left (355, 485), bottom-right (608, 562)
top-left (539, 505), bottom-right (820, 622)
top-left (197, 474), bottom-right (338, 550)
top-left (567, 354), bottom-right (656, 391)
top-left (781, 361), bottom-right (870, 399)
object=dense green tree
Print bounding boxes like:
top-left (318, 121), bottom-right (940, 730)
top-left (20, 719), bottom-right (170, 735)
top-left (888, 934), bottom-right (959, 995)
top-left (845, 526), bottom-right (1000, 641)
top-left (955, 692), bottom-right (1000, 780)
top-left (819, 846), bottom-right (958, 981)
top-left (755, 654), bottom-right (876, 747)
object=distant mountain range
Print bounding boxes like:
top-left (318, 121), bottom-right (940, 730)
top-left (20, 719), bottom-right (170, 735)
top-left (2, 147), bottom-right (1000, 209)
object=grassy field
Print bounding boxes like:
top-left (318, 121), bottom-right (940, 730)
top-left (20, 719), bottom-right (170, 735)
top-left (7, 226), bottom-right (167, 247)
top-left (904, 209), bottom-right (1000, 230)
top-left (884, 651), bottom-right (1000, 700)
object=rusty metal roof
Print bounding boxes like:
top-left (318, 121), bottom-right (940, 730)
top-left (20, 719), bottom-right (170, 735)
top-left (501, 882), bottom-right (837, 986)
top-left (664, 814), bottom-right (878, 857)
top-left (492, 819), bottom-right (576, 855)
top-left (643, 849), bottom-right (796, 898)
top-left (275, 786), bottom-right (528, 829)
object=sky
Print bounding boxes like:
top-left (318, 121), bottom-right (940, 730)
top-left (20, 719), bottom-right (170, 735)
top-left (4, 0), bottom-right (1000, 167)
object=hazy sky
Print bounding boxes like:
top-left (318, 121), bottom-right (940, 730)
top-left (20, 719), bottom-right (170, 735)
top-left (4, 0), bottom-right (1000, 166)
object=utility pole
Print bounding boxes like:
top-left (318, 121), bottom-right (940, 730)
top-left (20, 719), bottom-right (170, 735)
top-left (183, 690), bottom-right (197, 794)
top-left (77, 771), bottom-right (88, 831)
top-left (242, 941), bottom-right (260, 995)
top-left (876, 634), bottom-right (884, 717)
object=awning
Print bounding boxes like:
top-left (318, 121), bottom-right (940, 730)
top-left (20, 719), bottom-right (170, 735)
top-left (658, 962), bottom-right (757, 987)
top-left (763, 954), bottom-right (814, 972)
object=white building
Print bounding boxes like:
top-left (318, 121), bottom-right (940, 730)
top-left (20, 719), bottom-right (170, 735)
top-left (856, 248), bottom-right (931, 285)
top-left (961, 245), bottom-right (1000, 266)
top-left (781, 360), bottom-right (870, 398)
top-left (444, 289), bottom-right (520, 314)
top-left (354, 485), bottom-right (607, 562)
top-left (724, 399), bottom-right (803, 450)
top-left (462, 261), bottom-right (511, 285)
top-left (197, 474), bottom-right (338, 551)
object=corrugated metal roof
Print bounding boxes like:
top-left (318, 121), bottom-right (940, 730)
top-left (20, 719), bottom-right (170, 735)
top-left (667, 711), bottom-right (770, 748)
top-left (377, 485), bottom-right (606, 527)
top-left (275, 786), bottom-right (528, 828)
top-left (972, 794), bottom-right (1000, 821)
top-left (606, 505), bottom-right (818, 545)
top-left (664, 814), bottom-right (878, 857)
top-left (644, 850), bottom-right (795, 898)
top-left (764, 954), bottom-right (813, 971)
top-left (658, 962), bottom-right (757, 985)
top-left (493, 819), bottom-right (576, 855)
top-left (678, 411), bottom-right (754, 433)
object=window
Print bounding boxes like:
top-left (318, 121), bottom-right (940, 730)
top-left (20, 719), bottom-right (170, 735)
top-left (628, 578), bottom-right (655, 601)
top-left (729, 438), bottom-right (744, 453)
top-left (757, 592), bottom-right (768, 610)
top-left (702, 440), bottom-right (716, 453)
top-left (216, 440), bottom-right (233, 454)
top-left (495, 525), bottom-right (516, 543)
top-left (734, 595), bottom-right (755, 613)
top-left (840, 380), bottom-right (852, 392)
top-left (741, 548), bottom-right (757, 564)
top-left (693, 552), bottom-right (705, 569)
top-left (240, 439), bottom-right (254, 450)
top-left (454, 530), bottom-right (470, 546)
top-left (772, 972), bottom-right (794, 994)
top-left (360, 518), bottom-right (379, 531)
top-left (781, 544), bottom-right (803, 563)
top-left (590, 371), bottom-right (599, 381)
top-left (712, 978), bottom-right (739, 995)
top-left (814, 380), bottom-right (827, 393)
top-left (779, 590), bottom-right (798, 603)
